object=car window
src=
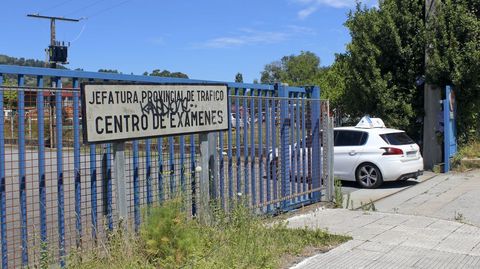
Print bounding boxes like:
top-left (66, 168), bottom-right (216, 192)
top-left (380, 132), bottom-right (414, 145)
top-left (334, 130), bottom-right (367, 146)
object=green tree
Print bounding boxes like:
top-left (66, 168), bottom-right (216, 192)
top-left (235, 72), bottom-right (243, 83)
top-left (260, 51), bottom-right (321, 86)
top-left (339, 1), bottom-right (425, 139)
top-left (427, 0), bottom-right (480, 141)
top-left (148, 69), bottom-right (189, 79)
top-left (98, 69), bottom-right (119, 73)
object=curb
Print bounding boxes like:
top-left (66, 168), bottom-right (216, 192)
top-left (348, 172), bottom-right (439, 210)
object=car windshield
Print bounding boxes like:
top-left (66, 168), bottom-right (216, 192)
top-left (380, 132), bottom-right (415, 145)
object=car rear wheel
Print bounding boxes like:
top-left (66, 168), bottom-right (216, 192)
top-left (356, 163), bottom-right (383, 189)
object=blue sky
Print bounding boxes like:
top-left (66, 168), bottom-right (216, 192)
top-left (1, 0), bottom-right (376, 82)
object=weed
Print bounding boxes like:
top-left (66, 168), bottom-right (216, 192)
top-left (334, 177), bottom-right (343, 208)
top-left (454, 211), bottom-right (465, 222)
top-left (360, 200), bottom-right (377, 212)
top-left (67, 199), bottom-right (350, 269)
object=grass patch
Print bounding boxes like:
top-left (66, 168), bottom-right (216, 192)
top-left (67, 199), bottom-right (350, 269)
top-left (452, 140), bottom-right (480, 171)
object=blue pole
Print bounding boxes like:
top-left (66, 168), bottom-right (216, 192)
top-left (271, 92), bottom-right (278, 209)
top-left (301, 95), bottom-right (307, 201)
top-left (169, 137), bottom-right (175, 195)
top-left (250, 89), bottom-right (256, 206)
top-left (146, 139), bottom-right (152, 205)
top-left (180, 136), bottom-right (186, 194)
top-left (157, 138), bottom-right (164, 203)
top-left (55, 77), bottom-right (66, 266)
top-left (444, 86), bottom-right (451, 172)
top-left (73, 78), bottom-right (82, 247)
top-left (279, 84), bottom-right (291, 210)
top-left (17, 74), bottom-right (29, 266)
top-left (219, 131), bottom-right (225, 209)
top-left (36, 76), bottom-right (48, 256)
top-left (310, 86), bottom-right (321, 202)
top-left (258, 90), bottom-right (263, 209)
top-left (133, 140), bottom-right (140, 231)
top-left (290, 92), bottom-right (296, 203)
top-left (227, 87), bottom-right (233, 207)
top-left (235, 88), bottom-right (241, 197)
top-left (295, 94), bottom-right (301, 203)
top-left (266, 91), bottom-right (271, 212)
top-left (90, 144), bottom-right (97, 241)
top-left (0, 74), bottom-right (7, 269)
top-left (243, 89), bottom-right (249, 201)
top-left (190, 134), bottom-right (196, 216)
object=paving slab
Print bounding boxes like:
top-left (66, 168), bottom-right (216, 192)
top-left (288, 209), bottom-right (480, 269)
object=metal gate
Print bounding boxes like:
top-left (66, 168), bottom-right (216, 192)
top-left (0, 65), bottom-right (333, 268)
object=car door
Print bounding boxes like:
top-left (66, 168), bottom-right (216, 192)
top-left (333, 130), bottom-right (367, 181)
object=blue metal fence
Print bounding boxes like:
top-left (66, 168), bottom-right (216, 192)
top-left (0, 64), bottom-right (330, 268)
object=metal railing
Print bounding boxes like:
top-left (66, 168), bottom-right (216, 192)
top-left (0, 65), bottom-right (333, 268)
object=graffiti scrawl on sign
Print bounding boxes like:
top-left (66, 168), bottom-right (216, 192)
top-left (81, 83), bottom-right (228, 143)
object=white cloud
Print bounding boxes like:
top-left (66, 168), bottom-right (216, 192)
top-left (293, 0), bottom-right (378, 19)
top-left (200, 26), bottom-right (314, 49)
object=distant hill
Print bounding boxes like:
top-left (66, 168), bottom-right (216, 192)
top-left (0, 54), bottom-right (67, 69)
top-left (0, 54), bottom-right (189, 81)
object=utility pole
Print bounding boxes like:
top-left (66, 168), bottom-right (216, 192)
top-left (27, 14), bottom-right (80, 148)
top-left (27, 14), bottom-right (80, 68)
top-left (423, 0), bottom-right (442, 170)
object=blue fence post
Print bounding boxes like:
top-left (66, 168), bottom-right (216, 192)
top-left (265, 91), bottom-right (271, 212)
top-left (37, 76), bottom-right (48, 253)
top-left (295, 94), bottom-right (301, 203)
top-left (243, 89), bottom-right (249, 202)
top-left (235, 88), bottom-right (241, 197)
top-left (133, 140), bottom-right (140, 231)
top-left (257, 90), bottom-right (263, 209)
top-left (54, 77), bottom-right (66, 266)
top-left (219, 131), bottom-right (225, 209)
top-left (310, 86), bottom-right (321, 202)
top-left (290, 92), bottom-right (296, 204)
top-left (180, 136), bottom-right (186, 194)
top-left (301, 95), bottom-right (307, 201)
top-left (90, 144), bottom-right (97, 241)
top-left (106, 144), bottom-right (113, 230)
top-left (227, 88), bottom-right (233, 208)
top-left (146, 139), bottom-right (152, 206)
top-left (250, 89), bottom-right (256, 206)
top-left (444, 86), bottom-right (451, 172)
top-left (17, 74), bottom-right (29, 267)
top-left (0, 74), bottom-right (7, 269)
top-left (271, 92), bottom-right (278, 209)
top-left (190, 135), bottom-right (196, 216)
top-left (73, 78), bottom-right (82, 247)
top-left (279, 84), bottom-right (291, 210)
top-left (169, 137), bottom-right (175, 196)
top-left (132, 140), bottom-right (140, 232)
top-left (157, 137), bottom-right (164, 204)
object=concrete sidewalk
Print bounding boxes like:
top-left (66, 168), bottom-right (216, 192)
top-left (287, 209), bottom-right (480, 268)
top-left (374, 170), bottom-right (480, 226)
top-left (341, 171), bottom-right (437, 210)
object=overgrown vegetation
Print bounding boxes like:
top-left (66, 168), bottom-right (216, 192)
top-left (67, 199), bottom-right (350, 269)
top-left (452, 140), bottom-right (480, 170)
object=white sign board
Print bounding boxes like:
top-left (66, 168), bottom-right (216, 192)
top-left (81, 83), bottom-right (228, 143)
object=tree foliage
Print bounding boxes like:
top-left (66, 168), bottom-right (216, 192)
top-left (145, 69), bottom-right (189, 79)
top-left (260, 51), bottom-right (321, 86)
top-left (339, 1), bottom-right (425, 139)
top-left (427, 0), bottom-right (480, 141)
top-left (234, 72), bottom-right (243, 83)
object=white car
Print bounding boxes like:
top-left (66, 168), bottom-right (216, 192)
top-left (334, 123), bottom-right (424, 188)
top-left (268, 117), bottom-right (424, 189)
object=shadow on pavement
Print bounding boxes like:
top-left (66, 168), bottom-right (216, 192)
top-left (341, 179), bottom-right (419, 190)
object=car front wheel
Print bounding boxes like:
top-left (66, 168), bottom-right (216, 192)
top-left (355, 163), bottom-right (383, 189)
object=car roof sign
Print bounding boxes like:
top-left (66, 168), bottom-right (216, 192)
top-left (356, 116), bottom-right (386, 128)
